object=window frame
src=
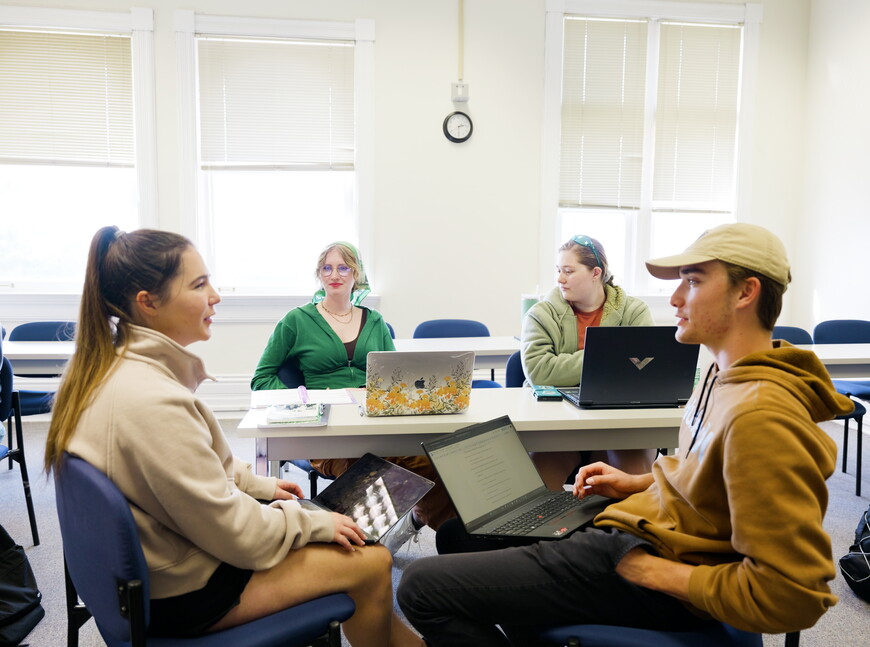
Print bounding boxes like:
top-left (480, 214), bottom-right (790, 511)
top-left (174, 11), bottom-right (375, 296)
top-left (540, 0), bottom-right (762, 296)
top-left (0, 5), bottom-right (157, 295)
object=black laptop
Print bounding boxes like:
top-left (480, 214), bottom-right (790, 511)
top-left (558, 326), bottom-right (699, 409)
top-left (298, 453), bottom-right (434, 544)
top-left (422, 416), bottom-right (611, 540)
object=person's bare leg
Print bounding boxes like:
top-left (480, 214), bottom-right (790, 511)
top-left (530, 451), bottom-right (583, 490)
top-left (210, 543), bottom-right (423, 647)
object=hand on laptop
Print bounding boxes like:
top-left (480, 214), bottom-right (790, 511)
top-left (330, 513), bottom-right (368, 551)
top-left (572, 462), bottom-right (654, 500)
top-left (272, 479), bottom-right (305, 501)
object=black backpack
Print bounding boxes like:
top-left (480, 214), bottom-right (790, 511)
top-left (839, 504), bottom-right (870, 603)
top-left (0, 525), bottom-right (44, 647)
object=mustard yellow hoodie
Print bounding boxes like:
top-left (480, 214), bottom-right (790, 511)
top-left (596, 342), bottom-right (853, 634)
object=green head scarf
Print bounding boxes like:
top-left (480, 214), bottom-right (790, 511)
top-left (312, 241), bottom-right (371, 306)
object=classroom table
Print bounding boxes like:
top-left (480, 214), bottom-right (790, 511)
top-left (237, 387), bottom-right (685, 477)
top-left (393, 336), bottom-right (520, 372)
top-left (796, 343), bottom-right (870, 379)
top-left (1, 340), bottom-right (75, 376)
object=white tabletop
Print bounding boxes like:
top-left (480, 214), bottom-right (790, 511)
top-left (2, 340), bottom-right (75, 375)
top-left (238, 387), bottom-right (684, 475)
top-left (797, 343), bottom-right (870, 379)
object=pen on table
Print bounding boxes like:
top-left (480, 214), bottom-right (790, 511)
top-left (297, 385), bottom-right (309, 404)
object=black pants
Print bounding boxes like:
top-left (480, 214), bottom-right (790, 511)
top-left (398, 527), bottom-right (707, 647)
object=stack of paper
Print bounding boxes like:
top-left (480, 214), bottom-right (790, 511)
top-left (264, 403), bottom-right (323, 425)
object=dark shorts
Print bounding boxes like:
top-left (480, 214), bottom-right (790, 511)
top-left (148, 562), bottom-right (254, 638)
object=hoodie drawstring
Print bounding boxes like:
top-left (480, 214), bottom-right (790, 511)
top-left (686, 364), bottom-right (717, 456)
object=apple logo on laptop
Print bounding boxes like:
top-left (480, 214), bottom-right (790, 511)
top-left (415, 378), bottom-right (426, 389)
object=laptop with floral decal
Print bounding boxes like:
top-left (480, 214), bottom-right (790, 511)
top-left (364, 350), bottom-right (474, 416)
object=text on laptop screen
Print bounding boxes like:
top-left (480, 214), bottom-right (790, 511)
top-left (427, 422), bottom-right (544, 522)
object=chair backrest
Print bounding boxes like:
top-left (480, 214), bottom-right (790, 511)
top-left (386, 322), bottom-right (396, 339)
top-left (471, 379), bottom-right (502, 388)
top-left (8, 321), bottom-right (76, 379)
top-left (8, 320), bottom-right (76, 342)
top-left (277, 357), bottom-right (306, 389)
top-left (813, 319), bottom-right (870, 344)
top-left (505, 351), bottom-right (525, 387)
top-left (55, 454), bottom-right (150, 643)
top-left (772, 325), bottom-right (813, 345)
top-left (0, 357), bottom-right (13, 424)
top-left (413, 319), bottom-right (490, 339)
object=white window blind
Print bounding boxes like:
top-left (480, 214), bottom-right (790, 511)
top-left (560, 17), bottom-right (647, 209)
top-left (197, 36), bottom-right (354, 170)
top-left (0, 29), bottom-right (133, 166)
top-left (654, 22), bottom-right (740, 211)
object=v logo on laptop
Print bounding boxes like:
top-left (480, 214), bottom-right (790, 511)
top-left (629, 357), bottom-right (654, 370)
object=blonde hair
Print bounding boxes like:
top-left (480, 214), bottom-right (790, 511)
top-left (314, 242), bottom-right (367, 289)
top-left (45, 227), bottom-right (191, 472)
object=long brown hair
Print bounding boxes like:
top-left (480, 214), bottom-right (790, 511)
top-left (45, 226), bottom-right (191, 472)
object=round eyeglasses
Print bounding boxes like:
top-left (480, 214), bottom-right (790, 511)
top-left (320, 264), bottom-right (353, 277)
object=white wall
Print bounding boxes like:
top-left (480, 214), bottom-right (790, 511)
top-left (800, 0), bottom-right (870, 330)
top-left (8, 0), bottom-right (856, 382)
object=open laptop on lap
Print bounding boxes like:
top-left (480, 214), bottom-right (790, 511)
top-left (422, 416), bottom-right (610, 540)
top-left (558, 326), bottom-right (699, 409)
top-left (364, 350), bottom-right (474, 416)
top-left (298, 453), bottom-right (434, 544)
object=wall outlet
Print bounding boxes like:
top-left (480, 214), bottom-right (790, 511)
top-left (451, 81), bottom-right (469, 102)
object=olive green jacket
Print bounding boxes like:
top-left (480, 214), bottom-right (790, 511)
top-left (521, 285), bottom-right (653, 386)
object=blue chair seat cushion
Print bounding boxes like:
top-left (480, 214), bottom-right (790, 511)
top-left (536, 622), bottom-right (761, 647)
top-left (833, 380), bottom-right (870, 402)
top-left (116, 593), bottom-right (355, 647)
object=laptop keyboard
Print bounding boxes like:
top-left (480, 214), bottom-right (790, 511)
top-left (491, 491), bottom-right (578, 535)
top-left (557, 388), bottom-right (581, 406)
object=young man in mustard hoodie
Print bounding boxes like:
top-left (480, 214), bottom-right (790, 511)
top-left (398, 223), bottom-right (854, 646)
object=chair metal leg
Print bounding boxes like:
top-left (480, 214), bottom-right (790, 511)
top-left (843, 416), bottom-right (850, 473)
top-left (328, 619), bottom-right (342, 647)
top-left (6, 419), bottom-right (12, 471)
top-left (310, 468), bottom-right (320, 498)
top-left (64, 559), bottom-right (92, 647)
top-left (856, 415), bottom-right (863, 497)
top-left (10, 393), bottom-right (39, 545)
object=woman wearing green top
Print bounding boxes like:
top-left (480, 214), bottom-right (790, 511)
top-left (252, 242), bottom-right (455, 541)
top-left (521, 235), bottom-right (656, 489)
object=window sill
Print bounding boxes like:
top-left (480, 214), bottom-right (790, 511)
top-left (0, 292), bottom-right (380, 325)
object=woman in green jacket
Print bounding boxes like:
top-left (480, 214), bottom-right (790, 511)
top-left (252, 242), bottom-right (455, 543)
top-left (521, 235), bottom-right (656, 488)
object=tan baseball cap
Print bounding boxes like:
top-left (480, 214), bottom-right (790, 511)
top-left (645, 223), bottom-right (791, 287)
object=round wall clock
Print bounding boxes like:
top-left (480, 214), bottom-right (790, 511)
top-left (443, 111), bottom-right (473, 143)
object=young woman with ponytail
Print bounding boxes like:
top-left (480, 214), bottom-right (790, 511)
top-left (45, 227), bottom-right (423, 646)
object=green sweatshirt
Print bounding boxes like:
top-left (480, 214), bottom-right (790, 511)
top-left (596, 342), bottom-right (854, 634)
top-left (251, 302), bottom-right (395, 391)
top-left (521, 284), bottom-right (654, 386)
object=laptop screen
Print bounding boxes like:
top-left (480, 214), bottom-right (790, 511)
top-left (425, 417), bottom-right (545, 524)
top-left (365, 350), bottom-right (474, 416)
top-left (311, 453), bottom-right (434, 541)
top-left (576, 326), bottom-right (699, 407)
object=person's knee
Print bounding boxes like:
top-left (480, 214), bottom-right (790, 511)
top-left (396, 559), bottom-right (432, 619)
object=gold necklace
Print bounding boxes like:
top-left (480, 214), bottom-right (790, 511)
top-left (321, 303), bottom-right (354, 323)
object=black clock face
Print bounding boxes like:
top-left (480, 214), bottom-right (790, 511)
top-left (443, 111), bottom-right (473, 142)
